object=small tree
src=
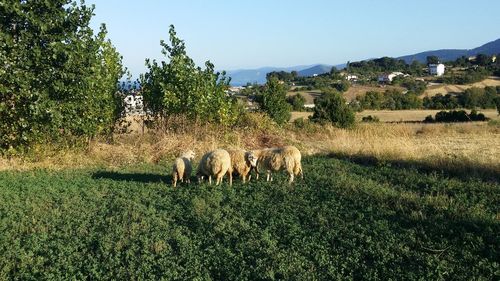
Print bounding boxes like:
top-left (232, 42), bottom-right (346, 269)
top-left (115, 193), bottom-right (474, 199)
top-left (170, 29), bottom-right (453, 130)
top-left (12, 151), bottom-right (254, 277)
top-left (260, 77), bottom-right (291, 125)
top-left (141, 25), bottom-right (238, 126)
top-left (311, 89), bottom-right (355, 128)
top-left (288, 94), bottom-right (306, 111)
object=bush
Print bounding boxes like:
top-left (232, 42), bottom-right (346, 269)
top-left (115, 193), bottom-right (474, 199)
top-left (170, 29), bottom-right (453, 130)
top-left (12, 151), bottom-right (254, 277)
top-left (288, 94), bottom-right (306, 111)
top-left (361, 115), bottom-right (380, 123)
top-left (310, 89), bottom-right (355, 128)
top-left (427, 110), bottom-right (489, 123)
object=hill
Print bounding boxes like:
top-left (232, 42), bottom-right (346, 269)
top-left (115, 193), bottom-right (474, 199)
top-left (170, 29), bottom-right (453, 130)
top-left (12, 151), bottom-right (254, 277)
top-left (227, 63), bottom-right (344, 86)
top-left (297, 64), bottom-right (333, 77)
top-left (398, 38), bottom-right (500, 63)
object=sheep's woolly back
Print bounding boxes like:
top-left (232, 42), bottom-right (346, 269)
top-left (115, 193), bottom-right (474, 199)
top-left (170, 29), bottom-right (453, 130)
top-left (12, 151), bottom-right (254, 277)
top-left (197, 149), bottom-right (232, 177)
top-left (172, 150), bottom-right (195, 187)
top-left (253, 145), bottom-right (303, 180)
top-left (227, 149), bottom-right (250, 175)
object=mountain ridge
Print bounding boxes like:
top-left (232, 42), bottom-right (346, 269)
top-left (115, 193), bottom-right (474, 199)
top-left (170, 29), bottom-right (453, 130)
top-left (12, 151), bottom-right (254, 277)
top-left (227, 37), bottom-right (500, 86)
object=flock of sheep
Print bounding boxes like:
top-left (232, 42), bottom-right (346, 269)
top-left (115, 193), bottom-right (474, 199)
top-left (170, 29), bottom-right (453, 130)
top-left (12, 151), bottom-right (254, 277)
top-left (172, 146), bottom-right (304, 187)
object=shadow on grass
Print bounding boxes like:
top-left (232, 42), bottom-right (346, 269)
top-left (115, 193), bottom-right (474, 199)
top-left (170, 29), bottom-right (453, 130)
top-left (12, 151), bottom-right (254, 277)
top-left (92, 171), bottom-right (171, 184)
top-left (327, 152), bottom-right (500, 183)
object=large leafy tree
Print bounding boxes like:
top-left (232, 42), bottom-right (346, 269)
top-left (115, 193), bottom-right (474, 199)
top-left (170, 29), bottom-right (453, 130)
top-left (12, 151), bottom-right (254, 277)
top-left (141, 25), bottom-right (238, 126)
top-left (0, 0), bottom-right (124, 152)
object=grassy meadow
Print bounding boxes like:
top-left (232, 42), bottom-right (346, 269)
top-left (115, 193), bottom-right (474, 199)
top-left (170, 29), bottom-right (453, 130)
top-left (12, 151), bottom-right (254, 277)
top-left (0, 156), bottom-right (498, 279)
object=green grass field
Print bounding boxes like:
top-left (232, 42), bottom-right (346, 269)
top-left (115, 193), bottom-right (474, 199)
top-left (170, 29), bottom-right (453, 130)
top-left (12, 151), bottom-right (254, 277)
top-left (0, 156), bottom-right (498, 280)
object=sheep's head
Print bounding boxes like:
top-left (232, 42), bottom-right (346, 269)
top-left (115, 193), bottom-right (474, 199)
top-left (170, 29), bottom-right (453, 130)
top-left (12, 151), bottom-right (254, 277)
top-left (246, 152), bottom-right (258, 167)
top-left (182, 150), bottom-right (195, 160)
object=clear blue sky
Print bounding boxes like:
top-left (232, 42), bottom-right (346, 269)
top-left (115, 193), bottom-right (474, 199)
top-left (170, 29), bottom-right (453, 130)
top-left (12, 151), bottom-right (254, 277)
top-left (86, 0), bottom-right (500, 77)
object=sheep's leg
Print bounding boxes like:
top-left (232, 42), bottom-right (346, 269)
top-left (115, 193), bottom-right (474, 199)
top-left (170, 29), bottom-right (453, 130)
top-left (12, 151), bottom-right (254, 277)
top-left (209, 175), bottom-right (212, 185)
top-left (266, 172), bottom-right (270, 182)
top-left (173, 173), bottom-right (178, 188)
top-left (288, 172), bottom-right (294, 184)
top-left (242, 174), bottom-right (246, 183)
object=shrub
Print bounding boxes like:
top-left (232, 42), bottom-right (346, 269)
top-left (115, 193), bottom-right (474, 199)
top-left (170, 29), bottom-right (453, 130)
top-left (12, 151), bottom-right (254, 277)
top-left (310, 89), bottom-right (355, 128)
top-left (361, 115), bottom-right (380, 123)
top-left (288, 94), bottom-right (306, 111)
top-left (428, 110), bottom-right (489, 123)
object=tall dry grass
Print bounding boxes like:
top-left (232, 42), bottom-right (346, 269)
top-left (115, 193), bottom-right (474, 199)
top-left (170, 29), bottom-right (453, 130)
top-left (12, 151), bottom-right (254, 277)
top-left (1, 114), bottom-right (499, 178)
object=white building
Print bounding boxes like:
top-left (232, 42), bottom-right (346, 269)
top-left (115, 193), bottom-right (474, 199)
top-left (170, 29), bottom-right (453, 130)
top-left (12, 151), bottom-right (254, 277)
top-left (378, 72), bottom-right (406, 83)
top-left (346, 74), bottom-right (358, 81)
top-left (428, 63), bottom-right (445, 76)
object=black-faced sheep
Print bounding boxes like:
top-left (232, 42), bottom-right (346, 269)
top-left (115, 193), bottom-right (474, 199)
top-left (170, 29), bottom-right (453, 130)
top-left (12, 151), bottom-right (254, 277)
top-left (250, 145), bottom-right (303, 184)
top-left (227, 149), bottom-right (258, 183)
top-left (196, 149), bottom-right (233, 185)
top-left (172, 150), bottom-right (196, 187)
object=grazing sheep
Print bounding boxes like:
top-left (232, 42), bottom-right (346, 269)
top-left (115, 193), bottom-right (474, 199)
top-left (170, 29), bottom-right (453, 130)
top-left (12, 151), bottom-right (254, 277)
top-left (196, 149), bottom-right (233, 186)
top-left (227, 149), bottom-right (258, 183)
top-left (172, 150), bottom-right (196, 187)
top-left (251, 145), bottom-right (303, 184)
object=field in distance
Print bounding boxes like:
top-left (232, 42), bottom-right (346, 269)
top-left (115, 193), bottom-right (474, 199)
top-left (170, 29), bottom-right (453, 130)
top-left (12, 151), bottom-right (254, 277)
top-left (290, 109), bottom-right (499, 122)
top-left (424, 76), bottom-right (500, 97)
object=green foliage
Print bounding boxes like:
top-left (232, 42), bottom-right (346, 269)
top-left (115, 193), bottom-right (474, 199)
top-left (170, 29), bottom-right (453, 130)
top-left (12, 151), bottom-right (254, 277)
top-left (423, 87), bottom-right (500, 110)
top-left (140, 25), bottom-right (238, 126)
top-left (287, 93), bottom-right (306, 111)
top-left (311, 89), bottom-right (355, 128)
top-left (426, 55), bottom-right (440, 65)
top-left (332, 80), bottom-right (350, 92)
top-left (266, 71), bottom-right (298, 82)
top-left (0, 157), bottom-right (498, 279)
top-left (356, 90), bottom-right (423, 110)
top-left (348, 57), bottom-right (408, 74)
top-left (0, 1), bottom-right (124, 153)
top-left (440, 67), bottom-right (490, 85)
top-left (259, 77), bottom-right (291, 125)
top-left (361, 115), bottom-right (380, 123)
top-left (424, 110), bottom-right (488, 123)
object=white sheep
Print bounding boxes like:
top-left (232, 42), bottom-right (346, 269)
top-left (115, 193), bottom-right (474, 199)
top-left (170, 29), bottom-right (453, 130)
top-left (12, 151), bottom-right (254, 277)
top-left (172, 150), bottom-right (195, 188)
top-left (227, 149), bottom-right (258, 183)
top-left (251, 145), bottom-right (303, 184)
top-left (196, 149), bottom-right (233, 185)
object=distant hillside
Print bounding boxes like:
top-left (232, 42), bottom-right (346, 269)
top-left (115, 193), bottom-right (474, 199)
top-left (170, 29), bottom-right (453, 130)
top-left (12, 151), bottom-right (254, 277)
top-left (398, 38), bottom-right (500, 63)
top-left (227, 63), bottom-right (344, 86)
top-left (227, 37), bottom-right (500, 85)
top-left (298, 64), bottom-right (332, 77)
top-left (226, 66), bottom-right (309, 86)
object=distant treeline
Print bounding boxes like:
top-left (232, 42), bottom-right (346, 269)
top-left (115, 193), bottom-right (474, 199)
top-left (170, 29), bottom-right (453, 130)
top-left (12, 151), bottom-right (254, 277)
top-left (353, 86), bottom-right (500, 111)
top-left (423, 86), bottom-right (500, 109)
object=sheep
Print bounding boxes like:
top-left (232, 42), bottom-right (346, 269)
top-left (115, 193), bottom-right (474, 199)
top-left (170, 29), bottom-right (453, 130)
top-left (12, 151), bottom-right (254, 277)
top-left (172, 150), bottom-right (196, 187)
top-left (251, 145), bottom-right (303, 184)
top-left (227, 149), bottom-right (258, 183)
top-left (196, 149), bottom-right (233, 186)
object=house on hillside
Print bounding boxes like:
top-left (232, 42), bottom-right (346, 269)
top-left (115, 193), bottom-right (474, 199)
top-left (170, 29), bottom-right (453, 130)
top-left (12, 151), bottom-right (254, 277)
top-left (428, 63), bottom-right (445, 76)
top-left (378, 72), bottom-right (406, 83)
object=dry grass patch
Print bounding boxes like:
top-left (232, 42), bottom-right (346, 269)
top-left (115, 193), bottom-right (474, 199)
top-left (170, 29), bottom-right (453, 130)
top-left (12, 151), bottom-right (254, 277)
top-left (357, 109), bottom-right (499, 122)
top-left (423, 77), bottom-right (500, 97)
top-left (2, 114), bottom-right (499, 179)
